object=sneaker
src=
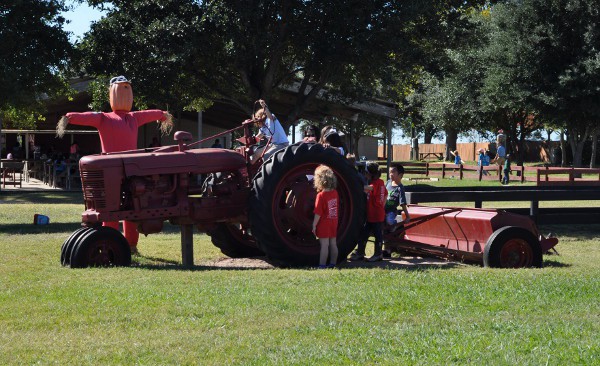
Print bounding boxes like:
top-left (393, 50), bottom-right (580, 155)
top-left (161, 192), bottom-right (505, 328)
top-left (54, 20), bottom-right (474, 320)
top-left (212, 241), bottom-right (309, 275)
top-left (318, 265), bottom-right (327, 269)
top-left (367, 253), bottom-right (383, 262)
top-left (349, 251), bottom-right (365, 261)
top-left (382, 250), bottom-right (392, 259)
top-left (327, 263), bottom-right (336, 269)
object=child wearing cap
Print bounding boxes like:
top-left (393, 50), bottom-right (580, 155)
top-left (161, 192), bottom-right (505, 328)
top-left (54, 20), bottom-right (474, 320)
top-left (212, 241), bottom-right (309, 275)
top-left (450, 150), bottom-right (464, 165)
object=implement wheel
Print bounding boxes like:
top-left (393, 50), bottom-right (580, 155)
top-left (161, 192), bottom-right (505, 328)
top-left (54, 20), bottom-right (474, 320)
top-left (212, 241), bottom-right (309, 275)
top-left (209, 223), bottom-right (264, 258)
top-left (249, 143), bottom-right (366, 266)
top-left (483, 226), bottom-right (542, 268)
top-left (70, 227), bottom-right (132, 268)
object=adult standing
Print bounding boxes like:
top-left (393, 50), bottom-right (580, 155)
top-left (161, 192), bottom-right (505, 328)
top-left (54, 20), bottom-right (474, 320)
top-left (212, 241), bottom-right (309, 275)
top-left (492, 131), bottom-right (507, 167)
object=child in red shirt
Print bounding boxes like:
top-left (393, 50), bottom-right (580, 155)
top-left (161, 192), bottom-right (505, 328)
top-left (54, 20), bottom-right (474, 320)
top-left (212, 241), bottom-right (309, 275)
top-left (312, 165), bottom-right (339, 269)
top-left (350, 162), bottom-right (387, 262)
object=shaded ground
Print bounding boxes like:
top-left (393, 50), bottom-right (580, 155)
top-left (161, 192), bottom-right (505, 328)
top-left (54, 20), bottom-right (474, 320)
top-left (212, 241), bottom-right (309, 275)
top-left (207, 256), bottom-right (464, 270)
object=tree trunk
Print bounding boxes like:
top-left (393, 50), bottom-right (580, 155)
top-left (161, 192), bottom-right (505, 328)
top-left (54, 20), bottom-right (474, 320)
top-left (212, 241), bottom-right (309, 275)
top-left (590, 130), bottom-right (598, 168)
top-left (424, 125), bottom-right (434, 144)
top-left (567, 126), bottom-right (589, 168)
top-left (352, 136), bottom-right (361, 157)
top-left (560, 130), bottom-right (567, 167)
top-left (0, 115), bottom-right (3, 161)
top-left (444, 127), bottom-right (458, 161)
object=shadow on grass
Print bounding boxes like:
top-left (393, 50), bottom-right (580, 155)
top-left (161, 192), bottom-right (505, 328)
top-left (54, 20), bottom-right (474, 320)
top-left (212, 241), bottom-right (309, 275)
top-left (0, 222), bottom-right (82, 234)
top-left (0, 192), bottom-right (82, 204)
top-left (339, 258), bottom-right (465, 271)
top-left (0, 222), bottom-right (183, 235)
top-left (540, 224), bottom-right (600, 241)
top-left (542, 259), bottom-right (571, 268)
top-left (130, 255), bottom-right (465, 271)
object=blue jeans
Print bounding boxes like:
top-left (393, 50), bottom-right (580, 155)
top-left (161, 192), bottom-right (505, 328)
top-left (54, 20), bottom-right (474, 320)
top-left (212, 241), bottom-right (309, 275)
top-left (502, 169), bottom-right (510, 184)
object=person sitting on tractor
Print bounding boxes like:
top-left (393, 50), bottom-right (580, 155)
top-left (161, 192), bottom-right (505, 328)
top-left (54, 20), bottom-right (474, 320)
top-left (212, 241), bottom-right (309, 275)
top-left (252, 99), bottom-right (289, 162)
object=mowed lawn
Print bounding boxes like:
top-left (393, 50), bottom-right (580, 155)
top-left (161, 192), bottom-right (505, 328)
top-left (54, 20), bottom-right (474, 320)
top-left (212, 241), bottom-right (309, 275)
top-left (0, 192), bottom-right (599, 365)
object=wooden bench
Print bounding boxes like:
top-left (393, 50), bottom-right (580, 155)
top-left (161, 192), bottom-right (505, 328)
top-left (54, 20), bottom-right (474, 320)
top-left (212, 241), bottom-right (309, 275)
top-left (1, 161), bottom-right (24, 188)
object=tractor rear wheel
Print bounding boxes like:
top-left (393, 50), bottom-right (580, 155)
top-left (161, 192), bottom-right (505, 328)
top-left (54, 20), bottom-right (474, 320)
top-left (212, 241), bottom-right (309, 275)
top-left (70, 227), bottom-right (132, 268)
top-left (483, 226), bottom-right (542, 268)
top-left (209, 223), bottom-right (264, 258)
top-left (249, 143), bottom-right (366, 266)
top-left (61, 227), bottom-right (93, 266)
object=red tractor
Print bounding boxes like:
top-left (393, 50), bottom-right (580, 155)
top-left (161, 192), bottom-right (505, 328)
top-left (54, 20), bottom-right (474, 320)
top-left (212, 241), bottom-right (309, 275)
top-left (60, 118), bottom-right (558, 269)
top-left (61, 119), bottom-right (366, 268)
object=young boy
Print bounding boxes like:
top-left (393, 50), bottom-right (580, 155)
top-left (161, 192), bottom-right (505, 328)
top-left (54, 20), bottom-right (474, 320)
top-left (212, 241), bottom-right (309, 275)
top-left (502, 154), bottom-right (511, 185)
top-left (349, 162), bottom-right (387, 262)
top-left (382, 164), bottom-right (411, 257)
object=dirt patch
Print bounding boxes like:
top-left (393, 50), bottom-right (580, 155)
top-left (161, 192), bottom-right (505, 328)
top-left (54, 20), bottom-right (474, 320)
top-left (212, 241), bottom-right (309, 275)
top-left (208, 256), bottom-right (464, 270)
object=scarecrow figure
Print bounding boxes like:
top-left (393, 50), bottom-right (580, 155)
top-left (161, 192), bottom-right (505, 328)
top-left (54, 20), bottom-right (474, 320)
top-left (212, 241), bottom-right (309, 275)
top-left (57, 76), bottom-right (173, 253)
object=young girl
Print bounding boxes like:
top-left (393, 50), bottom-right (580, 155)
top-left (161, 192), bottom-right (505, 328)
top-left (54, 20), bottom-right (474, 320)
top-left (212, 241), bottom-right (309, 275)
top-left (312, 165), bottom-right (339, 269)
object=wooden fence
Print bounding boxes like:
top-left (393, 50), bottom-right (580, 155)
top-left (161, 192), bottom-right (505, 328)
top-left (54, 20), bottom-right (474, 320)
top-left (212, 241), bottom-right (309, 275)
top-left (379, 141), bottom-right (558, 162)
top-left (390, 162), bottom-right (600, 186)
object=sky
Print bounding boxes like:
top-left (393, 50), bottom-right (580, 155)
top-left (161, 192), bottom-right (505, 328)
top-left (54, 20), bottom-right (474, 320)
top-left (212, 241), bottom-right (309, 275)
top-left (61, 2), bottom-right (106, 42)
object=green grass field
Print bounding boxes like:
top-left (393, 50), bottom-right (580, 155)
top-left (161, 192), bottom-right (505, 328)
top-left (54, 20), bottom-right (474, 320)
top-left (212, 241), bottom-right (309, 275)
top-left (1, 191), bottom-right (599, 365)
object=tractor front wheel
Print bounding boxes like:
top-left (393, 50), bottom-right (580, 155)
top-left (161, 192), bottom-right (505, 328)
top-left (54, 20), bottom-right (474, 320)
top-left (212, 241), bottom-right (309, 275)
top-left (70, 227), bottom-right (132, 268)
top-left (61, 227), bottom-right (93, 266)
top-left (249, 143), bottom-right (366, 266)
top-left (483, 226), bottom-right (542, 268)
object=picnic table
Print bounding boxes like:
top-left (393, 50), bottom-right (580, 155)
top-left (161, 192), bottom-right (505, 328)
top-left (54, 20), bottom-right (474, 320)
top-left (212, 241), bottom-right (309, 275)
top-left (1, 160), bottom-right (24, 188)
top-left (419, 152), bottom-right (444, 160)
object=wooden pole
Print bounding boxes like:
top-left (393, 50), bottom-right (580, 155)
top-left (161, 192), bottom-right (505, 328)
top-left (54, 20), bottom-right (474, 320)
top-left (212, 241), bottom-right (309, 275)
top-left (387, 117), bottom-right (392, 173)
top-left (181, 224), bottom-right (194, 267)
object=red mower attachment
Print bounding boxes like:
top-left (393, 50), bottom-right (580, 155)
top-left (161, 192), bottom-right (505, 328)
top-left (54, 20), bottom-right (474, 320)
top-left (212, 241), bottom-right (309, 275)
top-left (384, 205), bottom-right (558, 268)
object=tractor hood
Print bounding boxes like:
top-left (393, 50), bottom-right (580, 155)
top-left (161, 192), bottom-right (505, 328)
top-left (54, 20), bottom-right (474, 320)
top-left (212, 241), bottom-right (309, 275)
top-left (79, 148), bottom-right (247, 177)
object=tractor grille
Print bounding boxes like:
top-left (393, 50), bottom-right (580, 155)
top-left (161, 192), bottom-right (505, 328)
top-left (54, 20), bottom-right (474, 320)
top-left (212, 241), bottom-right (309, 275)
top-left (81, 169), bottom-right (106, 210)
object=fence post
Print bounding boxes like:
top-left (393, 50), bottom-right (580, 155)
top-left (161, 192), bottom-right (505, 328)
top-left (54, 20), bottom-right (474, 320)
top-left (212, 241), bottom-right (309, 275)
top-left (459, 164), bottom-right (464, 180)
top-left (426, 162), bottom-right (429, 177)
top-left (530, 201), bottom-right (539, 224)
top-left (536, 168), bottom-right (540, 185)
top-left (520, 165), bottom-right (525, 183)
top-left (545, 166), bottom-right (549, 182)
top-left (498, 165), bottom-right (502, 182)
top-left (569, 168), bottom-right (574, 183)
top-left (478, 165), bottom-right (483, 181)
top-left (442, 163), bottom-right (446, 179)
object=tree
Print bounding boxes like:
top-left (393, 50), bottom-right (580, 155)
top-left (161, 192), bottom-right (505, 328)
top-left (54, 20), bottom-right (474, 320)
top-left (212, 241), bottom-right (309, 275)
top-left (395, 6), bottom-right (491, 160)
top-left (76, 0), bottom-right (212, 113)
top-left (483, 0), bottom-right (600, 167)
top-left (78, 0), bottom-right (488, 131)
top-left (327, 114), bottom-right (387, 157)
top-left (0, 0), bottom-right (72, 128)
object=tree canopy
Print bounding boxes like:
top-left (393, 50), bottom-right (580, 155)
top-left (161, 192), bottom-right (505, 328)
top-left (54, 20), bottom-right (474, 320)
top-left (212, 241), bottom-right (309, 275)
top-left (76, 0), bottom-right (487, 129)
top-left (0, 0), bottom-right (72, 127)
